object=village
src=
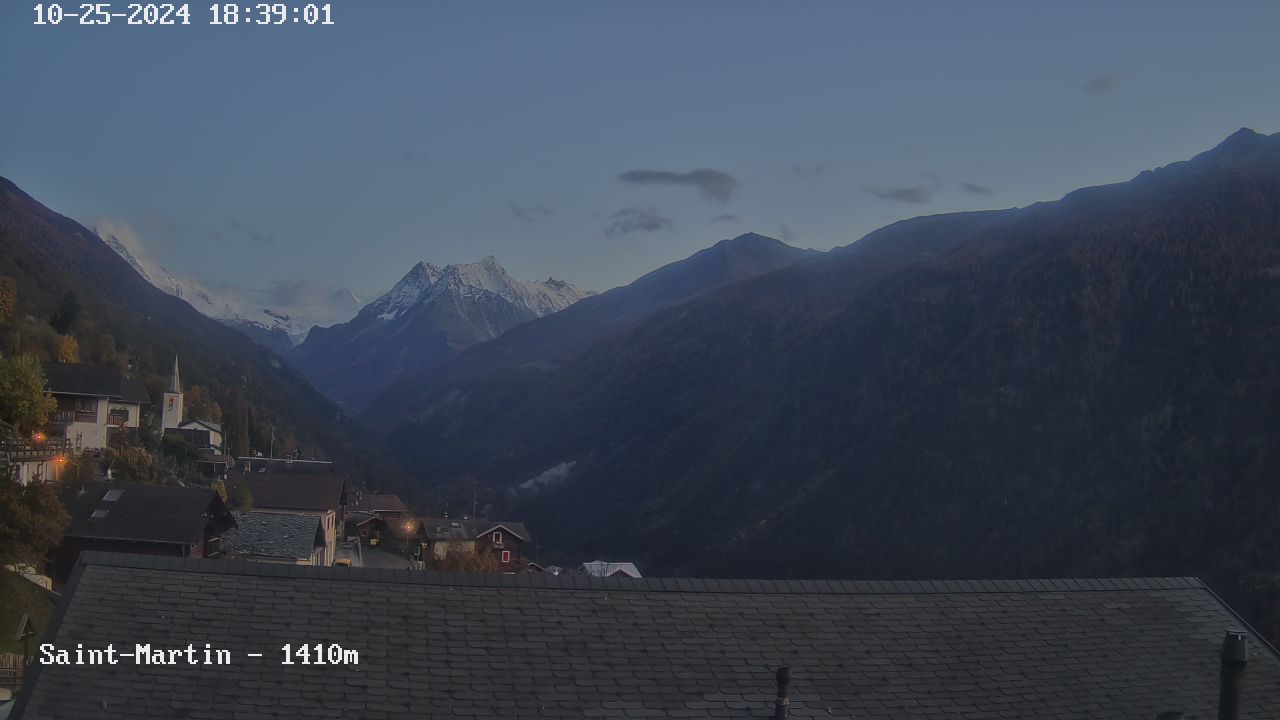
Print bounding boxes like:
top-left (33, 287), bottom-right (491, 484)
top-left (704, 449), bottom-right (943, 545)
top-left (0, 355), bottom-right (642, 609)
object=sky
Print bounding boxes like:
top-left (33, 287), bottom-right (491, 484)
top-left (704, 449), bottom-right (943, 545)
top-left (3, 1), bottom-right (1279, 307)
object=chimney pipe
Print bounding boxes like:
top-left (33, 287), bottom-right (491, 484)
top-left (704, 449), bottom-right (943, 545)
top-left (1218, 630), bottom-right (1248, 720)
top-left (773, 667), bottom-right (790, 720)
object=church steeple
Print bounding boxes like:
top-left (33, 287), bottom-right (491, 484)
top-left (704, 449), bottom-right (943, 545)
top-left (167, 355), bottom-right (182, 394)
top-left (162, 355), bottom-right (184, 430)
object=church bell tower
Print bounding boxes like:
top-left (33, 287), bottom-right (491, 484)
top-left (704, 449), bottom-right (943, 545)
top-left (162, 355), bottom-right (184, 430)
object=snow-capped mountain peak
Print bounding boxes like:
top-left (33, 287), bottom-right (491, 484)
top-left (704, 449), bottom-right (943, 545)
top-left (96, 223), bottom-right (361, 348)
top-left (366, 256), bottom-right (589, 323)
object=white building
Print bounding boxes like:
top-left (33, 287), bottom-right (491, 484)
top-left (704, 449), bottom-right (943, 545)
top-left (42, 363), bottom-right (150, 453)
top-left (161, 355), bottom-right (184, 430)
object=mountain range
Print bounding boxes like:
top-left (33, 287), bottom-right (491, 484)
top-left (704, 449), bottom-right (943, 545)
top-left (290, 256), bottom-right (591, 410)
top-left (97, 224), bottom-right (362, 353)
top-left (360, 232), bottom-right (821, 430)
top-left (371, 128), bottom-right (1280, 638)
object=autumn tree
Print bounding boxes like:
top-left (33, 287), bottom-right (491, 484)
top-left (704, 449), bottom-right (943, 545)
top-left (0, 353), bottom-right (56, 434)
top-left (56, 334), bottom-right (79, 363)
top-left (0, 276), bottom-right (16, 322)
top-left (0, 467), bottom-right (70, 566)
top-left (185, 385), bottom-right (223, 423)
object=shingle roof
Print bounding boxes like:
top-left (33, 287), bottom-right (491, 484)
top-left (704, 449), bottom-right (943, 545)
top-left (347, 492), bottom-right (411, 514)
top-left (60, 483), bottom-right (230, 546)
top-left (227, 471), bottom-right (346, 512)
top-left (15, 555), bottom-right (1280, 719)
top-left (221, 511), bottom-right (324, 562)
top-left (41, 363), bottom-right (150, 404)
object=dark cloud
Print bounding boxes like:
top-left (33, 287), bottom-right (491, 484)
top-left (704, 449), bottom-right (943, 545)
top-left (618, 168), bottom-right (737, 204)
top-left (710, 214), bottom-right (740, 223)
top-left (604, 207), bottom-right (674, 237)
top-left (865, 174), bottom-right (941, 204)
top-left (959, 181), bottom-right (994, 195)
top-left (1083, 74), bottom-right (1119, 97)
top-left (792, 163), bottom-right (830, 179)
top-left (509, 202), bottom-right (554, 222)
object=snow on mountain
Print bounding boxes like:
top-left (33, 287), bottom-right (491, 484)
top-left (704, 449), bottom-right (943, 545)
top-left (292, 255), bottom-right (590, 409)
top-left (95, 223), bottom-right (360, 346)
top-left (364, 256), bottom-right (589, 324)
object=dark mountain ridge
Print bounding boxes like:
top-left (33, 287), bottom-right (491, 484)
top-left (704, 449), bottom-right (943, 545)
top-left (361, 233), bottom-right (820, 431)
top-left (383, 128), bottom-right (1280, 637)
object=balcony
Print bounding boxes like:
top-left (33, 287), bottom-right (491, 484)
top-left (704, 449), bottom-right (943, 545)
top-left (50, 409), bottom-right (96, 424)
top-left (0, 434), bottom-right (72, 461)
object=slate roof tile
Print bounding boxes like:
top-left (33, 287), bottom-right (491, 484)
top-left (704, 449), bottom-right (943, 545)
top-left (13, 555), bottom-right (1280, 719)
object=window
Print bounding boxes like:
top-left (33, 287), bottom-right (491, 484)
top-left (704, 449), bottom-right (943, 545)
top-left (493, 531), bottom-right (503, 545)
top-left (90, 509), bottom-right (109, 519)
top-left (102, 489), bottom-right (124, 502)
top-left (500, 550), bottom-right (511, 563)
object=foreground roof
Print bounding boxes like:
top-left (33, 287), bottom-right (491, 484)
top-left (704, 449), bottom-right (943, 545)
top-left (60, 483), bottom-right (229, 546)
top-left (221, 511), bottom-right (323, 561)
top-left (41, 362), bottom-right (150, 404)
top-left (15, 554), bottom-right (1280, 719)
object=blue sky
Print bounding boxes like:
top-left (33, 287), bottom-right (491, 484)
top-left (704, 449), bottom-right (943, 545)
top-left (2, 1), bottom-right (1278, 301)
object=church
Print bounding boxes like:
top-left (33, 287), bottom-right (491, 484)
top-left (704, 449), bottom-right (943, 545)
top-left (161, 356), bottom-right (224, 454)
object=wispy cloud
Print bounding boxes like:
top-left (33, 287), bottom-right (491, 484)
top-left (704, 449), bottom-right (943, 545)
top-left (618, 168), bottom-right (737, 204)
top-left (604, 207), bottom-right (674, 237)
top-left (710, 214), bottom-right (740, 223)
top-left (1082, 74), bottom-right (1119, 97)
top-left (959, 181), bottom-right (993, 195)
top-left (509, 202), bottom-right (554, 222)
top-left (863, 175), bottom-right (940, 204)
top-left (778, 224), bottom-right (798, 243)
top-left (792, 163), bottom-right (830, 179)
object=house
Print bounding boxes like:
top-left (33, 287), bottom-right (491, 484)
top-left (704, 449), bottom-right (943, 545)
top-left (0, 422), bottom-right (70, 485)
top-left (580, 560), bottom-right (643, 579)
top-left (52, 483), bottom-right (234, 584)
top-left (177, 418), bottom-right (223, 452)
top-left (227, 458), bottom-right (346, 566)
top-left (41, 363), bottom-right (149, 453)
top-left (15, 557), bottom-right (1280, 719)
top-left (221, 511), bottom-right (325, 565)
top-left (346, 491), bottom-right (410, 520)
top-left (421, 517), bottom-right (531, 567)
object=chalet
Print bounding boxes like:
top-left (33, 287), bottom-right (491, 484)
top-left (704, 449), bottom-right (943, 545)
top-left (52, 483), bottom-right (234, 583)
top-left (346, 491), bottom-right (411, 519)
top-left (177, 418), bottom-right (223, 452)
top-left (421, 517), bottom-right (531, 567)
top-left (15, 556), bottom-right (1280, 719)
top-left (221, 511), bottom-right (326, 565)
top-left (0, 421), bottom-right (70, 485)
top-left (41, 363), bottom-right (149, 453)
top-left (227, 458), bottom-right (347, 565)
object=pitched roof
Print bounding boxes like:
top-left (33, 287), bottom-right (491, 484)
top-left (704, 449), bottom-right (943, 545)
top-left (347, 492), bottom-right (411, 514)
top-left (16, 555), bottom-right (1280, 720)
top-left (221, 511), bottom-right (324, 561)
top-left (60, 483), bottom-right (230, 546)
top-left (40, 363), bottom-right (150, 404)
top-left (179, 418), bottom-right (221, 433)
top-left (581, 560), bottom-right (643, 578)
top-left (227, 471), bottom-right (345, 512)
top-left (236, 456), bottom-right (335, 475)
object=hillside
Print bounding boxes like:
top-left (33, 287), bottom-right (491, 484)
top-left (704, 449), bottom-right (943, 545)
top-left (361, 233), bottom-right (822, 431)
top-left (382, 129), bottom-right (1280, 636)
top-left (292, 256), bottom-right (589, 411)
top-left (0, 178), bottom-right (414, 499)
